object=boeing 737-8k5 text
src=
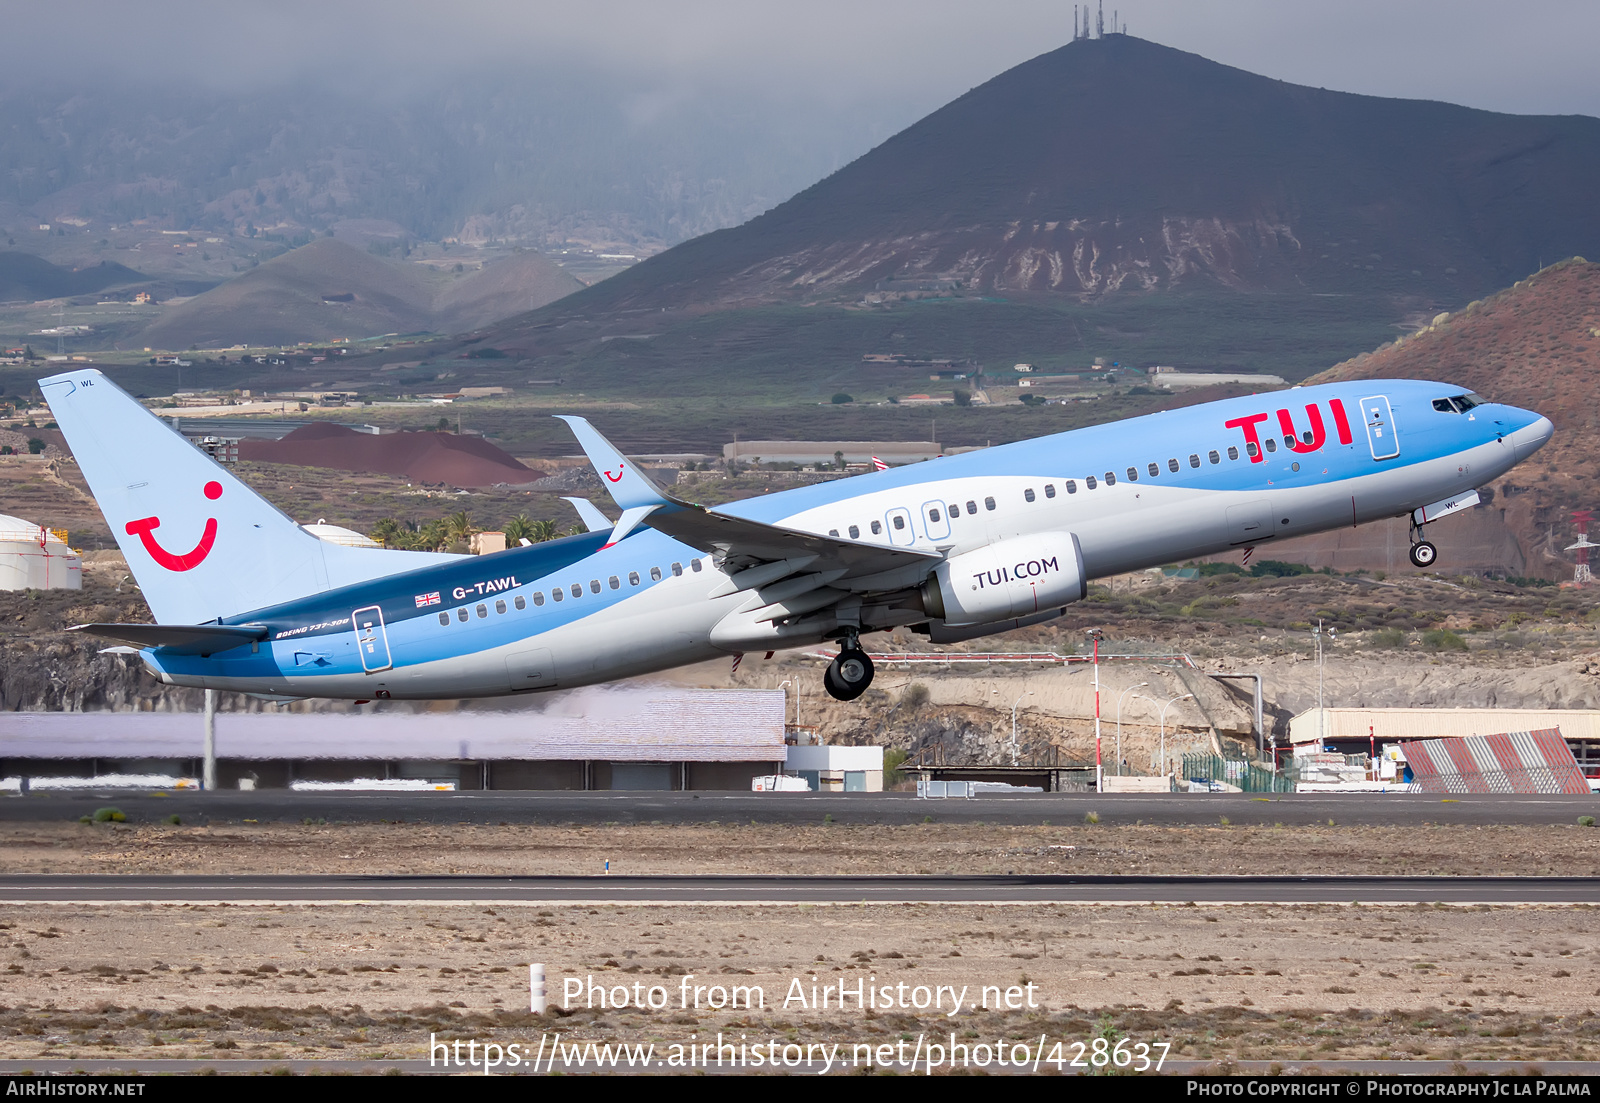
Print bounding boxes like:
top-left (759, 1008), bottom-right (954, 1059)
top-left (40, 370), bottom-right (1551, 702)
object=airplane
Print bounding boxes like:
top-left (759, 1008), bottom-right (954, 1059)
top-left (38, 369), bottom-right (1551, 703)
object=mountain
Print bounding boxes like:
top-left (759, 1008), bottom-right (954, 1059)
top-left (464, 35), bottom-right (1600, 389)
top-left (499, 35), bottom-right (1600, 316)
top-left (134, 239), bottom-right (580, 348)
top-left (433, 251), bottom-right (584, 333)
top-left (0, 253), bottom-right (146, 302)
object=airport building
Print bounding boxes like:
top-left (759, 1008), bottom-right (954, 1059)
top-left (1289, 707), bottom-right (1600, 777)
top-left (0, 690), bottom-right (790, 791)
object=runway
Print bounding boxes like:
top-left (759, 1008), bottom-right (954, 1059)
top-left (2, 789), bottom-right (1596, 827)
top-left (5, 873), bottom-right (1600, 906)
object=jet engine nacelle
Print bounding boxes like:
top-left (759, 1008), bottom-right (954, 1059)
top-left (922, 532), bottom-right (1087, 627)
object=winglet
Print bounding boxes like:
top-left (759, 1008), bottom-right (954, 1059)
top-left (555, 415), bottom-right (674, 510)
top-left (560, 496), bottom-right (612, 534)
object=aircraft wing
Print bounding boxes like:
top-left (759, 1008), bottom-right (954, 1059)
top-left (644, 502), bottom-right (938, 580)
top-left (68, 622), bottom-right (270, 656)
top-left (556, 414), bottom-right (937, 583)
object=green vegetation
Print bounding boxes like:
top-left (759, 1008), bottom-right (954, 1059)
top-left (1369, 628), bottom-right (1408, 650)
top-left (1579, 816), bottom-right (1595, 828)
top-left (89, 807), bottom-right (125, 823)
top-left (1249, 560), bottom-right (1313, 578)
top-left (830, 393), bottom-right (853, 404)
top-left (1421, 629), bottom-right (1469, 652)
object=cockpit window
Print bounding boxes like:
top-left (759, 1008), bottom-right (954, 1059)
top-left (1436, 393), bottom-right (1487, 413)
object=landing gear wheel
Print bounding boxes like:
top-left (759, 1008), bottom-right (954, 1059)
top-left (1409, 540), bottom-right (1438, 568)
top-left (823, 648), bottom-right (875, 701)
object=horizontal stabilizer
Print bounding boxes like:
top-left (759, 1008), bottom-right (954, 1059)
top-left (68, 622), bottom-right (269, 656)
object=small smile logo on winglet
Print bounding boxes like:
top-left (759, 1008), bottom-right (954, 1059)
top-left (124, 481), bottom-right (222, 571)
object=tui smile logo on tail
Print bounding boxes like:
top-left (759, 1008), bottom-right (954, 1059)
top-left (604, 463), bottom-right (625, 483)
top-left (124, 481), bottom-right (222, 571)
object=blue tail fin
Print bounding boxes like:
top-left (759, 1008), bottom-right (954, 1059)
top-left (40, 369), bottom-right (460, 624)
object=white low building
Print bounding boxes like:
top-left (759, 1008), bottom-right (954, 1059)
top-left (786, 744), bottom-right (884, 792)
top-left (0, 514), bottom-right (81, 591)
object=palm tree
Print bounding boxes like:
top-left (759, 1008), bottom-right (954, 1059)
top-left (530, 518), bottom-right (560, 542)
top-left (445, 511), bottom-right (475, 545)
top-left (369, 517), bottom-right (404, 548)
top-left (503, 514), bottom-right (535, 545)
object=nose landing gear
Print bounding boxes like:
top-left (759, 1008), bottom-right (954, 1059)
top-left (823, 630), bottom-right (875, 701)
top-left (1407, 516), bottom-right (1439, 569)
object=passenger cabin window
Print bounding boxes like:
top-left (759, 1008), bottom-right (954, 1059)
top-left (828, 529), bottom-right (838, 537)
top-left (650, 566), bottom-right (662, 581)
top-left (608, 576), bottom-right (620, 590)
top-left (1064, 480), bottom-right (1077, 494)
top-left (1126, 467), bottom-right (1138, 482)
top-left (476, 604), bottom-right (488, 618)
top-left (1104, 472), bottom-right (1116, 486)
top-left (948, 503), bottom-right (961, 516)
top-left (928, 506), bottom-right (942, 523)
top-left (1246, 442), bottom-right (1259, 457)
top-left (570, 583), bottom-right (582, 598)
top-left (552, 588), bottom-right (564, 602)
top-left (1227, 446), bottom-right (1239, 461)
top-left (532, 592), bottom-right (544, 606)
top-left (515, 595), bottom-right (526, 610)
top-left (966, 500), bottom-right (978, 514)
top-left (691, 559), bottom-right (703, 572)
top-left (1263, 438), bottom-right (1276, 453)
top-left (984, 496), bottom-right (996, 511)
top-left (1208, 450), bottom-right (1220, 465)
top-left (1024, 488), bottom-right (1036, 503)
top-left (849, 525), bottom-right (860, 539)
top-left (1190, 454), bottom-right (1201, 468)
top-left (870, 520), bottom-right (882, 535)
top-left (671, 562), bottom-right (683, 576)
top-left (457, 608), bottom-right (469, 622)
top-left (892, 514), bottom-right (905, 530)
top-left (1167, 458), bottom-right (1180, 473)
top-left (1301, 431), bottom-right (1314, 444)
top-left (1085, 476), bottom-right (1097, 490)
top-left (495, 599), bottom-right (506, 614)
top-left (438, 612), bottom-right (449, 626)
top-left (628, 572), bottom-right (640, 586)
top-left (1044, 484), bottom-right (1056, 499)
top-left (1149, 462), bottom-right (1161, 476)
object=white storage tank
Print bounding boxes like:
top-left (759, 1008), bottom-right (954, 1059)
top-left (0, 514), bottom-right (82, 591)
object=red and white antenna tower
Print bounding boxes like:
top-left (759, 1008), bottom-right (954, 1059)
top-left (1567, 510), bottom-right (1595, 585)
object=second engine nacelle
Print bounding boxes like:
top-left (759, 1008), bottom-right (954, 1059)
top-left (921, 532), bottom-right (1087, 627)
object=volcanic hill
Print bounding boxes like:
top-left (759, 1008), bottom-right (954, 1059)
top-left (474, 34), bottom-right (1600, 386)
top-left (1305, 257), bottom-right (1600, 568)
top-left (236, 423), bottom-right (542, 488)
top-left (136, 239), bottom-right (581, 349)
top-left (0, 253), bottom-right (146, 302)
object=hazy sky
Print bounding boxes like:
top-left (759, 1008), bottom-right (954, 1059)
top-left (9, 0), bottom-right (1599, 119)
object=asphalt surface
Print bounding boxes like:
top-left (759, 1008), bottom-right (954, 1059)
top-left (2, 789), bottom-right (1597, 826)
top-left (5, 873), bottom-right (1600, 905)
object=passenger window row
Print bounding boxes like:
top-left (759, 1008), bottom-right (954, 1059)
top-left (436, 558), bottom-right (704, 625)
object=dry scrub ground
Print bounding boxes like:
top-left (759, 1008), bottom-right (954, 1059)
top-left (4, 820), bottom-right (1600, 878)
top-left (5, 822), bottom-right (1600, 1066)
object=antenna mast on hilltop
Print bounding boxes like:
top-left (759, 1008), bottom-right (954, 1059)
top-left (1568, 510), bottom-right (1595, 585)
top-left (1097, 1), bottom-right (1104, 37)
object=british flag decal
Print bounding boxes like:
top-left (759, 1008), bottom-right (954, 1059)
top-left (414, 591), bottom-right (441, 608)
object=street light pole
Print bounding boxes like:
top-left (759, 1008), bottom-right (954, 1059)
top-left (1158, 692), bottom-right (1195, 779)
top-left (1010, 691), bottom-right (1033, 767)
top-left (1115, 682), bottom-right (1149, 777)
top-left (1087, 629), bottom-right (1104, 790)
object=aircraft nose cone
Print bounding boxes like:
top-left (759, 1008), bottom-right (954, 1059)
top-left (1510, 414), bottom-right (1554, 462)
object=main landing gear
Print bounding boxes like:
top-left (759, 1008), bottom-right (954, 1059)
top-left (823, 631), bottom-right (875, 702)
top-left (1407, 517), bottom-right (1438, 569)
